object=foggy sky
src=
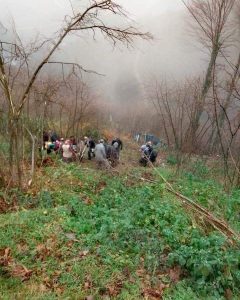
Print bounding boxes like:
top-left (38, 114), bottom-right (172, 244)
top-left (0, 0), bottom-right (206, 103)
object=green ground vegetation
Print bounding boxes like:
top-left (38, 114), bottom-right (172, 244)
top-left (0, 153), bottom-right (240, 299)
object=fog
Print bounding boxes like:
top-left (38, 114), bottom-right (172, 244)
top-left (0, 0), bottom-right (207, 103)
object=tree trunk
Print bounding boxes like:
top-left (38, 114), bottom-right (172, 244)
top-left (188, 42), bottom-right (220, 151)
top-left (9, 116), bottom-right (22, 188)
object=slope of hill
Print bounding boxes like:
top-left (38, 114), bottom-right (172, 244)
top-left (0, 147), bottom-right (239, 299)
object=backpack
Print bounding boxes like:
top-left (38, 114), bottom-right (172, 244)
top-left (150, 150), bottom-right (158, 162)
top-left (88, 140), bottom-right (95, 149)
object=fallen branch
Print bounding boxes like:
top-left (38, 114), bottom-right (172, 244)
top-left (147, 160), bottom-right (240, 245)
top-left (78, 146), bottom-right (240, 244)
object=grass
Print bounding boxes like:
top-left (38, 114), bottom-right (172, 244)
top-left (0, 153), bottom-right (240, 299)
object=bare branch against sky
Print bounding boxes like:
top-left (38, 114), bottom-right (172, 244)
top-left (0, 0), bottom-right (205, 103)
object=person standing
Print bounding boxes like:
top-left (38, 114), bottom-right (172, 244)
top-left (70, 136), bottom-right (77, 152)
top-left (84, 136), bottom-right (96, 160)
top-left (62, 140), bottom-right (75, 163)
top-left (111, 137), bottom-right (123, 160)
top-left (95, 139), bottom-right (110, 169)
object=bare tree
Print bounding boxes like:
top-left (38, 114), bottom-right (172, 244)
top-left (211, 45), bottom-right (240, 187)
top-left (182, 0), bottom-right (236, 150)
top-left (147, 79), bottom-right (204, 152)
top-left (0, 0), bottom-right (152, 187)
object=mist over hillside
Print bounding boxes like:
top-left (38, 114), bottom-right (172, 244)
top-left (0, 0), bottom-right (207, 106)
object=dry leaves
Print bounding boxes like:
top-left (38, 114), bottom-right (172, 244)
top-left (225, 288), bottom-right (233, 300)
top-left (35, 236), bottom-right (59, 261)
top-left (136, 265), bottom-right (176, 300)
top-left (95, 181), bottom-right (107, 193)
top-left (98, 276), bottom-right (124, 298)
top-left (141, 282), bottom-right (169, 300)
top-left (65, 232), bottom-right (80, 242)
top-left (0, 197), bottom-right (9, 213)
top-left (79, 250), bottom-right (89, 258)
top-left (42, 270), bottom-right (64, 294)
top-left (16, 241), bottom-right (29, 254)
top-left (83, 275), bottom-right (93, 290)
top-left (81, 195), bottom-right (93, 205)
top-left (85, 296), bottom-right (94, 300)
top-left (169, 266), bottom-right (181, 283)
top-left (0, 247), bottom-right (33, 281)
top-left (35, 244), bottom-right (51, 261)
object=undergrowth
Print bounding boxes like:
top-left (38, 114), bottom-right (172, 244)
top-left (0, 161), bottom-right (239, 299)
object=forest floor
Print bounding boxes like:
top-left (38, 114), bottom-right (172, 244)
top-left (0, 143), bottom-right (240, 299)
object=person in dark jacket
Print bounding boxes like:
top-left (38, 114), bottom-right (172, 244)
top-left (139, 141), bottom-right (156, 167)
top-left (111, 138), bottom-right (123, 150)
top-left (84, 136), bottom-right (96, 160)
top-left (70, 136), bottom-right (77, 152)
top-left (105, 143), bottom-right (118, 167)
top-left (111, 138), bottom-right (123, 160)
top-left (50, 131), bottom-right (59, 143)
top-left (43, 131), bottom-right (49, 148)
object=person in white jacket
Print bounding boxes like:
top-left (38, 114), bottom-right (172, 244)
top-left (62, 140), bottom-right (74, 163)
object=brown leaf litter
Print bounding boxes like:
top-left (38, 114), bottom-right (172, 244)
top-left (0, 247), bottom-right (33, 281)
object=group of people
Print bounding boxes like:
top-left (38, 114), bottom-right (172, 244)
top-left (42, 131), bottom-right (123, 169)
top-left (84, 136), bottom-right (123, 168)
top-left (42, 131), bottom-right (77, 155)
top-left (42, 130), bottom-right (158, 168)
